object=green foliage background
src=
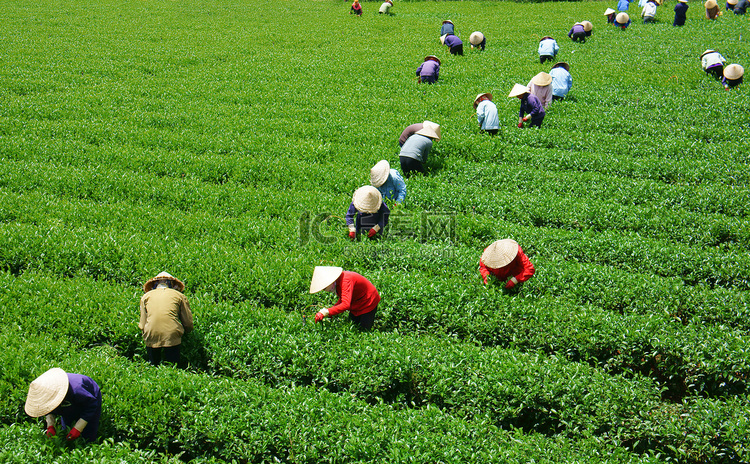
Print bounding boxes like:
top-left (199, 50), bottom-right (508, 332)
top-left (0, 0), bottom-right (749, 462)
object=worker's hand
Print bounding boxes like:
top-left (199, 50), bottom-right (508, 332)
top-left (66, 428), bottom-right (81, 441)
top-left (367, 228), bottom-right (377, 238)
top-left (518, 122), bottom-right (523, 128)
top-left (522, 116), bottom-right (529, 122)
top-left (505, 277), bottom-right (519, 289)
top-left (348, 231), bottom-right (356, 241)
top-left (46, 426), bottom-right (56, 437)
top-left (314, 311), bottom-right (325, 323)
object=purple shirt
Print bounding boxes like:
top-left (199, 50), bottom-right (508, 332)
top-left (51, 373), bottom-right (102, 442)
top-left (568, 24), bottom-right (585, 36)
top-left (416, 60), bottom-right (440, 80)
top-left (346, 202), bottom-right (390, 235)
top-left (399, 123), bottom-right (423, 146)
top-left (444, 34), bottom-right (463, 48)
top-left (520, 93), bottom-right (545, 121)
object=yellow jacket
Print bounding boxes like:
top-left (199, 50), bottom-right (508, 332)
top-left (139, 288), bottom-right (193, 348)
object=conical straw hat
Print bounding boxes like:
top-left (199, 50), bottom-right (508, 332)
top-left (370, 160), bottom-right (390, 188)
top-left (481, 239), bottom-right (519, 268)
top-left (440, 34), bottom-right (449, 45)
top-left (424, 55), bottom-right (441, 65)
top-left (582, 21), bottom-right (593, 32)
top-left (470, 31), bottom-right (485, 45)
top-left (616, 12), bottom-right (630, 23)
top-left (604, 7), bottom-right (616, 14)
top-left (416, 123), bottom-right (441, 140)
top-left (508, 83), bottom-right (529, 97)
top-left (473, 92), bottom-right (493, 108)
top-left (143, 271), bottom-right (185, 292)
top-left (552, 61), bottom-right (571, 72)
top-left (724, 63), bottom-right (744, 80)
top-left (700, 49), bottom-right (716, 58)
top-left (25, 368), bottom-right (69, 417)
top-left (705, 0), bottom-right (717, 7)
top-left (352, 185), bottom-right (382, 214)
top-left (309, 266), bottom-right (343, 294)
top-left (531, 72), bottom-right (552, 86)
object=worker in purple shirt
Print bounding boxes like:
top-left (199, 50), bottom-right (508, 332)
top-left (508, 83), bottom-right (546, 128)
top-left (568, 23), bottom-right (587, 42)
top-left (25, 368), bottom-right (102, 443)
top-left (346, 186), bottom-right (390, 240)
top-left (416, 55), bottom-right (440, 84)
top-left (440, 33), bottom-right (464, 55)
top-left (674, 0), bottom-right (689, 24)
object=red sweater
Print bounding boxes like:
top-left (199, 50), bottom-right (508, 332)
top-left (479, 246), bottom-right (535, 287)
top-left (329, 271), bottom-right (380, 317)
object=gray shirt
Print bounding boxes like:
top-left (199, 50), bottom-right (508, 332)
top-left (399, 134), bottom-right (433, 162)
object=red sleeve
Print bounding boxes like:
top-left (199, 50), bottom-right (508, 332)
top-left (328, 274), bottom-right (353, 316)
top-left (479, 260), bottom-right (491, 284)
top-left (513, 247), bottom-right (535, 283)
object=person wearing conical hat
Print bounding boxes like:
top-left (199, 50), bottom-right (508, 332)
top-left (416, 55), bottom-right (440, 84)
top-left (732, 0), bottom-right (748, 13)
top-left (537, 36), bottom-right (559, 64)
top-left (309, 266), bottom-right (380, 330)
top-left (470, 31), bottom-right (486, 51)
top-left (581, 21), bottom-right (593, 37)
top-left (568, 22), bottom-right (587, 42)
top-left (370, 160), bottom-right (406, 204)
top-left (398, 122), bottom-right (440, 176)
top-left (25, 368), bottom-right (102, 443)
top-left (398, 120), bottom-right (440, 147)
top-left (140, 272), bottom-right (194, 366)
top-left (473, 93), bottom-right (499, 135)
top-left (618, 0), bottom-right (632, 11)
top-left (440, 20), bottom-right (455, 36)
top-left (379, 0), bottom-right (393, 15)
top-left (673, 0), bottom-right (689, 25)
top-left (550, 62), bottom-right (573, 101)
top-left (440, 33), bottom-right (464, 56)
top-left (509, 84), bottom-right (546, 128)
top-left (346, 186), bottom-right (390, 240)
top-left (701, 50), bottom-right (726, 79)
top-left (527, 72), bottom-right (553, 109)
top-left (604, 7), bottom-right (617, 23)
top-left (479, 239), bottom-right (535, 288)
top-left (350, 0), bottom-right (362, 16)
top-left (642, 0), bottom-right (658, 23)
top-left (722, 64), bottom-right (744, 88)
top-left (615, 12), bottom-right (632, 28)
top-left (705, 0), bottom-right (721, 17)
top-left (726, 0), bottom-right (737, 10)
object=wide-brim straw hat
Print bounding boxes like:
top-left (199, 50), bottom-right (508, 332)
top-left (724, 63), bottom-right (744, 80)
top-left (424, 55), bottom-right (441, 65)
top-left (508, 83), bottom-right (529, 97)
top-left (705, 0), bottom-right (717, 7)
top-left (540, 36), bottom-right (553, 41)
top-left (370, 160), bottom-right (390, 188)
top-left (25, 368), bottom-right (69, 418)
top-left (677, 0), bottom-right (688, 3)
top-left (616, 12), bottom-right (630, 23)
top-left (352, 185), bottom-right (382, 214)
top-left (728, 0), bottom-right (738, 4)
top-left (440, 34), bottom-right (448, 45)
top-left (473, 92), bottom-right (493, 108)
top-left (416, 122), bottom-right (441, 140)
top-left (309, 266), bottom-right (343, 294)
top-left (582, 20), bottom-right (593, 32)
top-left (143, 271), bottom-right (185, 292)
top-left (469, 31), bottom-right (485, 45)
top-left (552, 61), bottom-right (571, 72)
top-left (442, 20), bottom-right (453, 24)
top-left (700, 49), bottom-right (716, 58)
top-left (531, 72), bottom-right (553, 87)
top-left (481, 239), bottom-right (519, 269)
top-left (604, 7), bottom-right (616, 14)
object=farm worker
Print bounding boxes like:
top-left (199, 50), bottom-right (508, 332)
top-left (618, 0), bottom-right (632, 11)
top-left (550, 62), bottom-right (573, 100)
top-left (398, 122), bottom-right (440, 176)
top-left (509, 83), bottom-right (546, 128)
top-left (370, 160), bottom-right (406, 204)
top-left (416, 55), bottom-right (440, 84)
top-left (25, 368), bottom-right (102, 443)
top-left (379, 0), bottom-right (393, 14)
top-left (642, 0), bottom-right (658, 22)
top-left (440, 33), bottom-right (464, 56)
top-left (722, 64), bottom-right (743, 88)
top-left (538, 36), bottom-right (559, 64)
top-left (527, 72), bottom-right (553, 109)
top-left (568, 22), bottom-right (587, 42)
top-left (726, 0), bottom-right (737, 10)
top-left (351, 0), bottom-right (362, 16)
top-left (582, 21), bottom-right (593, 36)
top-left (604, 7), bottom-right (617, 22)
top-left (733, 0), bottom-right (748, 13)
top-left (473, 93), bottom-right (499, 135)
top-left (440, 20), bottom-right (455, 36)
top-left (398, 120), bottom-right (439, 146)
top-left (673, 0), bottom-right (689, 24)
top-left (701, 49), bottom-right (726, 79)
top-left (140, 271), bottom-right (194, 366)
top-left (479, 239), bottom-right (535, 288)
top-left (705, 0), bottom-right (722, 17)
top-left (615, 12), bottom-right (632, 28)
top-left (470, 31), bottom-right (486, 50)
top-left (346, 185), bottom-right (390, 239)
top-left (310, 266), bottom-right (380, 331)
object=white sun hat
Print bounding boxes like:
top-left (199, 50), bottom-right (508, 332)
top-left (481, 239), bottom-right (519, 269)
top-left (582, 21), bottom-right (593, 32)
top-left (616, 12), bottom-right (630, 23)
top-left (309, 266), bottom-right (344, 294)
top-left (143, 271), bottom-right (185, 292)
top-left (508, 83), bottom-right (529, 97)
top-left (470, 31), bottom-right (485, 46)
top-left (370, 160), bottom-right (390, 187)
top-left (531, 72), bottom-right (553, 87)
top-left (352, 185), bottom-right (383, 214)
top-left (416, 122), bottom-right (441, 140)
top-left (724, 63), bottom-right (744, 80)
top-left (25, 368), bottom-right (69, 417)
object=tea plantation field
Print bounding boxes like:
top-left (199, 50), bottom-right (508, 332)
top-left (1, 0), bottom-right (749, 462)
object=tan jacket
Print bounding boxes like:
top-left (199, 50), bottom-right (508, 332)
top-left (139, 288), bottom-right (193, 348)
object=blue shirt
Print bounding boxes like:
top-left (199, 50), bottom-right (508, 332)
top-left (520, 94), bottom-right (545, 121)
top-left (538, 38), bottom-right (559, 57)
top-left (618, 0), bottom-right (631, 10)
top-left (476, 100), bottom-right (499, 130)
top-left (416, 60), bottom-right (440, 80)
top-left (399, 134), bottom-right (433, 162)
top-left (51, 374), bottom-right (102, 443)
top-left (440, 23), bottom-right (454, 36)
top-left (550, 67), bottom-right (572, 98)
top-left (377, 169), bottom-right (407, 203)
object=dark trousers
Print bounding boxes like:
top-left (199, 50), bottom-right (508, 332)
top-left (529, 117), bottom-right (544, 128)
top-left (420, 74), bottom-right (437, 84)
top-left (400, 156), bottom-right (425, 177)
top-left (449, 44), bottom-right (464, 55)
top-left (540, 55), bottom-right (554, 64)
top-left (350, 307), bottom-right (377, 330)
top-left (706, 64), bottom-right (724, 80)
top-left (481, 129), bottom-right (498, 135)
top-left (147, 345), bottom-right (180, 366)
top-left (571, 31), bottom-right (586, 42)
